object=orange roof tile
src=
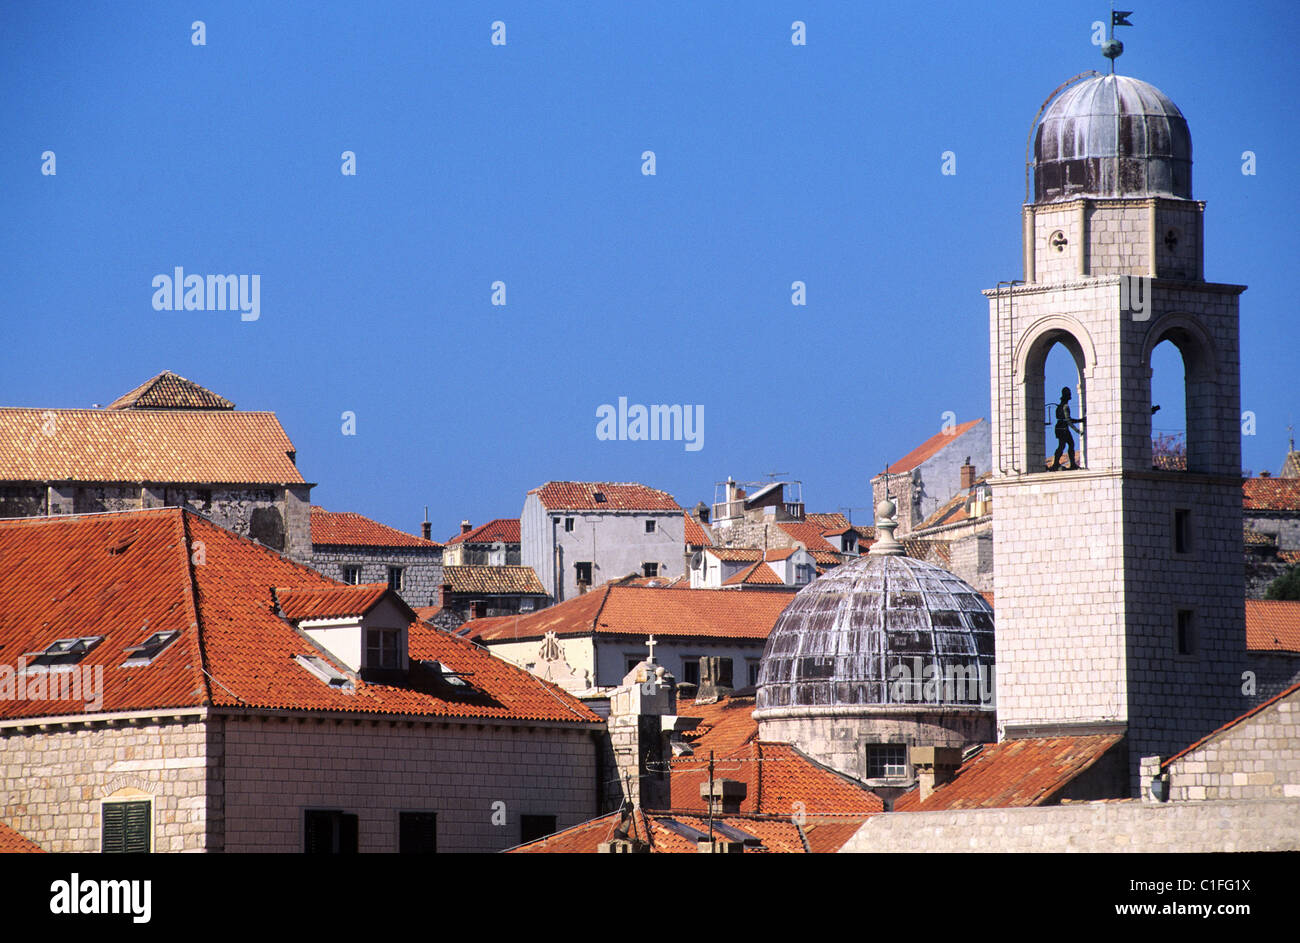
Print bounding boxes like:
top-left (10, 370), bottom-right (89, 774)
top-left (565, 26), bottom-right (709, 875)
top-left (804, 512), bottom-right (852, 533)
top-left (884, 419), bottom-right (984, 474)
top-left (0, 408), bottom-right (304, 484)
top-left (684, 514), bottom-right (712, 547)
top-left (442, 565), bottom-right (546, 596)
top-left (679, 693), bottom-right (759, 755)
top-left (670, 741), bottom-right (884, 816)
top-left (893, 734), bottom-right (1124, 812)
top-left (277, 584), bottom-right (396, 621)
top-left (105, 371), bottom-right (235, 411)
top-left (1245, 599), bottom-right (1300, 652)
top-left (0, 821), bottom-right (42, 853)
top-left (466, 582), bottom-right (796, 643)
top-left (776, 521), bottom-right (839, 553)
top-left (0, 509), bottom-right (600, 726)
top-left (444, 518), bottom-right (521, 546)
top-left (310, 507), bottom-right (440, 548)
top-left (1162, 679), bottom-right (1300, 770)
top-left (530, 481), bottom-right (681, 512)
top-left (705, 547), bottom-right (764, 563)
top-left (722, 561), bottom-right (784, 586)
top-left (1243, 477), bottom-right (1300, 511)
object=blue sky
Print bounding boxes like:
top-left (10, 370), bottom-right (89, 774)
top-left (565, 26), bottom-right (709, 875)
top-left (3, 1), bottom-right (1296, 537)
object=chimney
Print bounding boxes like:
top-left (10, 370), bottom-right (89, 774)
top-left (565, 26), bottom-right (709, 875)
top-left (421, 521), bottom-right (432, 540)
top-left (700, 778), bottom-right (747, 815)
top-left (460, 520), bottom-right (473, 534)
top-left (440, 583), bottom-right (452, 607)
top-left (909, 746), bottom-right (963, 803)
top-left (960, 457), bottom-right (976, 491)
top-left (694, 655), bottom-right (733, 704)
top-left (470, 599), bottom-right (487, 620)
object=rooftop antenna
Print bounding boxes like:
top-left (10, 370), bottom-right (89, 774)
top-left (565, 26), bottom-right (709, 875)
top-left (764, 471), bottom-right (789, 481)
top-left (1103, 5), bottom-right (1133, 74)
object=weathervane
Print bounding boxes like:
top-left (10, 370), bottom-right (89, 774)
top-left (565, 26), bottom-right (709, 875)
top-left (1103, 5), bottom-right (1134, 72)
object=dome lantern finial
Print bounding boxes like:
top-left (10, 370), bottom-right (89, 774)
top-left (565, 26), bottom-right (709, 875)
top-left (869, 497), bottom-right (905, 556)
top-left (1104, 7), bottom-right (1134, 74)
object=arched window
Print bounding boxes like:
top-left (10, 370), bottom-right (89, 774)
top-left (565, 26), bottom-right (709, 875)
top-left (1150, 339), bottom-right (1187, 470)
top-left (1019, 327), bottom-right (1089, 472)
top-left (1143, 316), bottom-right (1219, 474)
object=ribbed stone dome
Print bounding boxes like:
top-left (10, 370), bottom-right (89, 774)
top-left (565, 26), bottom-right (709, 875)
top-left (756, 553), bottom-right (995, 710)
top-left (1034, 74), bottom-right (1192, 203)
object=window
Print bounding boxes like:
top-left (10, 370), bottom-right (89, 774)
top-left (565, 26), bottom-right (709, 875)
top-left (121, 630), bottom-right (180, 667)
top-left (520, 814), bottom-right (557, 844)
top-left (866, 744), bottom-right (908, 779)
top-left (643, 562), bottom-right (659, 578)
top-left (1173, 509), bottom-right (1192, 554)
top-left (1176, 609), bottom-right (1196, 656)
top-left (645, 520), bottom-right (656, 534)
top-left (715, 657), bottom-right (734, 688)
top-left (25, 636), bottom-right (102, 668)
top-left (845, 537), bottom-right (856, 553)
top-left (520, 597), bottom-right (537, 612)
top-left (399, 812), bottom-right (438, 854)
top-left (342, 565), bottom-right (362, 585)
top-left (574, 561), bottom-right (592, 585)
top-left (564, 518), bottom-right (575, 532)
top-left (626, 656), bottom-right (642, 674)
top-left (304, 810), bottom-right (358, 853)
top-left (795, 564), bottom-right (814, 585)
top-left (366, 628), bottom-right (401, 670)
top-left (592, 491), bottom-right (606, 503)
top-left (681, 658), bottom-right (700, 686)
top-left (387, 566), bottom-right (404, 592)
top-left (102, 799), bottom-right (151, 853)
top-left (747, 660), bottom-right (761, 687)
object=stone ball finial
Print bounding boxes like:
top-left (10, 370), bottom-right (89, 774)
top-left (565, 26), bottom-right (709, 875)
top-left (876, 497), bottom-right (897, 521)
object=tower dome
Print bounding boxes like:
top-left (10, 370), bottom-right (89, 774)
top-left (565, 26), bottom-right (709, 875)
top-left (753, 502), bottom-right (996, 783)
top-left (1034, 74), bottom-right (1192, 203)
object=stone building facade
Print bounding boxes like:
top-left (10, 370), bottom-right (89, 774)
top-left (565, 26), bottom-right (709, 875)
top-left (309, 507), bottom-right (444, 609)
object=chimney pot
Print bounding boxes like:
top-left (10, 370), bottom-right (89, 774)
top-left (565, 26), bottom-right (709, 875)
top-left (910, 746), bottom-right (963, 803)
top-left (460, 520), bottom-right (472, 534)
top-left (421, 521), bottom-right (432, 540)
top-left (960, 460), bottom-right (976, 491)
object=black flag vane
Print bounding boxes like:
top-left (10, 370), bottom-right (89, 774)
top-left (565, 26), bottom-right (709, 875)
top-left (1103, 5), bottom-right (1134, 72)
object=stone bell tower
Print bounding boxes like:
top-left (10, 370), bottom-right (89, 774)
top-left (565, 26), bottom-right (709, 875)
top-left (986, 65), bottom-right (1247, 793)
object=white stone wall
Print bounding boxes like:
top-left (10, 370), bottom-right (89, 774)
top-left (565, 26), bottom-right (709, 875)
top-left (218, 714), bottom-right (598, 853)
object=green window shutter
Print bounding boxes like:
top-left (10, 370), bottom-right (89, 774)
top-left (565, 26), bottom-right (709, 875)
top-left (103, 801), bottom-right (150, 853)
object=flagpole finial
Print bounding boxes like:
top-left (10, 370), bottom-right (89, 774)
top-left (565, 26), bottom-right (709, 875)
top-left (1105, 9), bottom-right (1134, 72)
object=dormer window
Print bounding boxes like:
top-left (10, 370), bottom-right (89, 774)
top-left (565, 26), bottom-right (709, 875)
top-left (122, 630), bottom-right (180, 667)
top-left (25, 636), bottom-right (103, 668)
top-left (365, 628), bottom-right (402, 671)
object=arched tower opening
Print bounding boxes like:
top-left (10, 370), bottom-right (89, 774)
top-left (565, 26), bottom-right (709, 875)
top-left (1020, 328), bottom-right (1088, 472)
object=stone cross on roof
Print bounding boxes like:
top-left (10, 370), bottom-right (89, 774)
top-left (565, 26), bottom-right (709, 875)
top-left (645, 634), bottom-right (658, 663)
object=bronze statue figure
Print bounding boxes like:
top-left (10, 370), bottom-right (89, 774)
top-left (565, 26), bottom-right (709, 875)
top-left (1049, 387), bottom-right (1084, 470)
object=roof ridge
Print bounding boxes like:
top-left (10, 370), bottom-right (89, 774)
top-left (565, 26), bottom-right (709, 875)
top-left (179, 510), bottom-right (215, 707)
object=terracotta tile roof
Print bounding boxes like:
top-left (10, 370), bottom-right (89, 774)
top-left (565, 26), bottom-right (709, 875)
top-left (442, 565), bottom-right (546, 596)
top-left (466, 582), bottom-right (796, 643)
top-left (804, 512), bottom-right (852, 533)
top-left (0, 408), bottom-right (304, 484)
top-left (1281, 550), bottom-right (1300, 565)
top-left (509, 808), bottom-right (868, 854)
top-left (916, 473), bottom-right (994, 531)
top-left (444, 518), bottom-right (520, 546)
top-left (1246, 600), bottom-right (1300, 652)
top-left (722, 561), bottom-right (784, 586)
top-left (1162, 679), bottom-right (1300, 770)
top-left (1243, 477), bottom-right (1300, 511)
top-left (277, 584), bottom-right (396, 621)
top-left (880, 419), bottom-right (983, 475)
top-left (679, 693), bottom-right (759, 755)
top-left (310, 507), bottom-right (441, 549)
top-left (670, 741), bottom-right (885, 817)
top-left (808, 550), bottom-right (843, 567)
top-left (530, 481), bottom-right (681, 512)
top-left (0, 821), bottom-right (42, 853)
top-left (0, 509), bottom-right (600, 725)
top-left (105, 371), bottom-right (235, 411)
top-left (1243, 526), bottom-right (1276, 548)
top-left (776, 521), bottom-right (839, 553)
top-left (683, 514), bottom-right (712, 547)
top-left (706, 547), bottom-right (764, 563)
top-left (893, 734), bottom-right (1124, 812)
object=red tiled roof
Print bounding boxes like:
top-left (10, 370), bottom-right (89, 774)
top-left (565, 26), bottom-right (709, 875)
top-left (884, 419), bottom-right (984, 474)
top-left (893, 734), bottom-right (1124, 812)
top-left (1162, 680), bottom-right (1300, 770)
top-left (1243, 478), bottom-right (1300, 511)
top-left (444, 518), bottom-right (520, 546)
top-left (684, 514), bottom-right (712, 547)
top-left (916, 473), bottom-right (994, 532)
top-left (0, 509), bottom-right (600, 725)
top-left (465, 582), bottom-right (796, 643)
top-left (776, 521), bottom-right (839, 554)
top-left (1245, 599), bottom-right (1300, 653)
top-left (509, 808), bottom-right (868, 854)
top-left (0, 409), bottom-right (304, 484)
top-left (0, 821), bottom-right (43, 853)
top-left (310, 507), bottom-right (440, 549)
top-left (670, 741), bottom-right (885, 817)
top-left (706, 547), bottom-right (764, 563)
top-left (442, 565), bottom-right (546, 596)
top-left (530, 481), bottom-right (681, 512)
top-left (105, 371), bottom-right (234, 411)
top-left (804, 512), bottom-right (852, 533)
top-left (277, 584), bottom-right (396, 621)
top-left (722, 561), bottom-right (783, 586)
top-left (680, 693), bottom-right (759, 755)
